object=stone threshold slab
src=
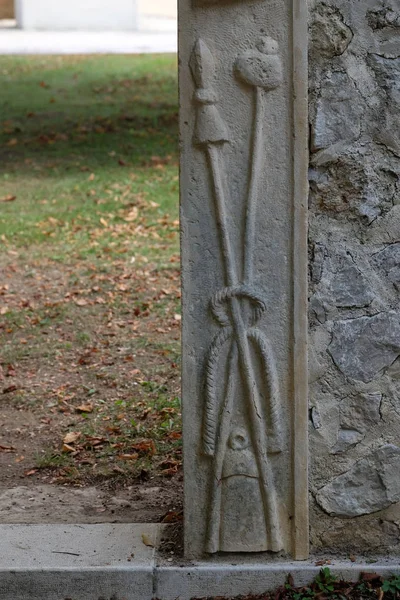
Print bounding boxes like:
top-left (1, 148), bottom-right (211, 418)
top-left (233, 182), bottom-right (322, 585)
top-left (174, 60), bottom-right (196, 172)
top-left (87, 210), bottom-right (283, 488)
top-left (1, 524), bottom-right (400, 600)
top-left (0, 523), bottom-right (158, 600)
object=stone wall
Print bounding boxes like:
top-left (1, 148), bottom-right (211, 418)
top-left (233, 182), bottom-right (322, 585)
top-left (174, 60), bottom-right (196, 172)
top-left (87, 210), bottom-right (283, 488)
top-left (309, 0), bottom-right (400, 555)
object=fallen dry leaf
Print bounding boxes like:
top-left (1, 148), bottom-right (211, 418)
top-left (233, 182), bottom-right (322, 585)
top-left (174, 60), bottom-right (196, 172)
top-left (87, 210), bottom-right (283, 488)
top-left (118, 453), bottom-right (139, 461)
top-left (74, 299), bottom-right (88, 307)
top-left (84, 436), bottom-right (105, 447)
top-left (63, 431), bottom-right (81, 445)
top-left (62, 443), bottom-right (76, 453)
top-left (132, 440), bottom-right (156, 456)
top-left (0, 444), bottom-right (15, 452)
top-left (3, 385), bottom-right (18, 394)
top-left (0, 195), bottom-right (16, 203)
top-left (76, 403), bottom-right (93, 413)
top-left (161, 510), bottom-right (183, 523)
top-left (24, 469), bottom-right (38, 477)
top-left (142, 533), bottom-right (154, 548)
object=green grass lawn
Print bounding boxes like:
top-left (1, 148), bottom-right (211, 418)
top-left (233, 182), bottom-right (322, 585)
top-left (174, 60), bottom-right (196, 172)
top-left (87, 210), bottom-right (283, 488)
top-left (0, 54), bottom-right (179, 262)
top-left (0, 54), bottom-right (182, 487)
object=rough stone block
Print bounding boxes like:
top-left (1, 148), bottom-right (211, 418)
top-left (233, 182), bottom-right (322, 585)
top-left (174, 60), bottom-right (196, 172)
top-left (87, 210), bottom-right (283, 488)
top-left (317, 445), bottom-right (400, 517)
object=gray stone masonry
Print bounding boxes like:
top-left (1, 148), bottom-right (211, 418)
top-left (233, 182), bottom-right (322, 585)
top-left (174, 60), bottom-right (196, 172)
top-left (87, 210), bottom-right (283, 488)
top-left (309, 0), bottom-right (400, 555)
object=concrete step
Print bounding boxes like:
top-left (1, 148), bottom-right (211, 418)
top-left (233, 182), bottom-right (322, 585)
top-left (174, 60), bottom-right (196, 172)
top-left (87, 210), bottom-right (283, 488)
top-left (1, 524), bottom-right (400, 600)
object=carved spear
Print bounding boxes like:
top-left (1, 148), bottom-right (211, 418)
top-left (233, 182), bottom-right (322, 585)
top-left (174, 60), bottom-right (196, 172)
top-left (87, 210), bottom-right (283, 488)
top-left (190, 39), bottom-right (283, 553)
top-left (189, 39), bottom-right (234, 287)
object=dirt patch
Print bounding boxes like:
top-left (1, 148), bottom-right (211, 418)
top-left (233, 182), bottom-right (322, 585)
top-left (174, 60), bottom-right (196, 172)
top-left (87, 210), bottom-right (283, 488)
top-left (0, 478), bottom-right (182, 524)
top-left (0, 253), bottom-right (182, 523)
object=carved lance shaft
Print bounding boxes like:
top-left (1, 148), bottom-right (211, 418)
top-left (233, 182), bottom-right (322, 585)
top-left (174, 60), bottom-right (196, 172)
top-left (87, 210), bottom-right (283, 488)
top-left (190, 39), bottom-right (283, 553)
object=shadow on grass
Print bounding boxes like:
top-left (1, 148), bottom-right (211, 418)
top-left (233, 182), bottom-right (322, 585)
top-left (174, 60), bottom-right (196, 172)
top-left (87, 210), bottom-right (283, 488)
top-left (0, 54), bottom-right (179, 175)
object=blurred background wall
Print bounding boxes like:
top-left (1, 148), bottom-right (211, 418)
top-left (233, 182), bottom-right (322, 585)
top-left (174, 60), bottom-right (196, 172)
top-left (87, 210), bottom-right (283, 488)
top-left (0, 0), bottom-right (14, 19)
top-left (0, 0), bottom-right (177, 30)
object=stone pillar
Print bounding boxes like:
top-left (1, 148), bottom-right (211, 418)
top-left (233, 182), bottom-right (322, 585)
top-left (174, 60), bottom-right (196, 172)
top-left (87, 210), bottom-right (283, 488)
top-left (179, 0), bottom-right (309, 559)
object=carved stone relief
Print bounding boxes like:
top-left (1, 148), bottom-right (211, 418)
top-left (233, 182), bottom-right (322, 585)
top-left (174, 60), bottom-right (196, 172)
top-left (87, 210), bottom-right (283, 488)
top-left (190, 38), bottom-right (285, 554)
top-left (180, 0), bottom-right (309, 560)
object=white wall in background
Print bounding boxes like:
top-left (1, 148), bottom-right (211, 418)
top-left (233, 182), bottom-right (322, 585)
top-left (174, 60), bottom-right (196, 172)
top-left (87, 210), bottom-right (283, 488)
top-left (15, 0), bottom-right (138, 30)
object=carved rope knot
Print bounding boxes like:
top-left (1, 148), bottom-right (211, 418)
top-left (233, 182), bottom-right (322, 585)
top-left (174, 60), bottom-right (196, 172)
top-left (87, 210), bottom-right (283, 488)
top-left (210, 285), bottom-right (266, 328)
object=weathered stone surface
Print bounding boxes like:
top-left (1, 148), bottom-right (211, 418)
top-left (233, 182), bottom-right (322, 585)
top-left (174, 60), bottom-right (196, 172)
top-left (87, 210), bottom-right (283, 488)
top-left (368, 205), bottom-right (400, 244)
top-left (373, 244), bottom-right (400, 289)
top-left (340, 393), bottom-right (382, 433)
top-left (180, 0), bottom-right (308, 559)
top-left (309, 0), bottom-right (400, 555)
top-left (317, 445), bottom-right (400, 517)
top-left (331, 429), bottom-right (364, 454)
top-left (312, 72), bottom-right (362, 151)
top-left (329, 263), bottom-right (372, 307)
top-left (327, 251), bottom-right (373, 308)
top-left (310, 248), bottom-right (373, 324)
top-left (329, 312), bottom-right (400, 383)
top-left (311, 243), bottom-right (326, 284)
top-left (368, 6), bottom-right (400, 30)
top-left (332, 393), bottom-right (382, 454)
top-left (368, 55), bottom-right (400, 155)
top-left (308, 153), bottom-right (395, 222)
top-left (310, 4), bottom-right (353, 59)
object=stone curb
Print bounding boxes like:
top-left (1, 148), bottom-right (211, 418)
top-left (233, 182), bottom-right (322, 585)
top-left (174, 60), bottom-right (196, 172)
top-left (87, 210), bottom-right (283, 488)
top-left (154, 564), bottom-right (400, 600)
top-left (2, 562), bottom-right (400, 599)
top-left (0, 567), bottom-right (154, 600)
top-left (2, 524), bottom-right (400, 599)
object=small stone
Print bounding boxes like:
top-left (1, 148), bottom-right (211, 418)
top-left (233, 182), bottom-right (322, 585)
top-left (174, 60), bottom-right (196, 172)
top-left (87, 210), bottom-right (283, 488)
top-left (311, 243), bottom-right (326, 284)
top-left (331, 429), bottom-right (364, 454)
top-left (312, 72), bottom-right (362, 151)
top-left (310, 294), bottom-right (327, 324)
top-left (328, 312), bottom-right (400, 383)
top-left (327, 258), bottom-right (373, 308)
top-left (317, 445), bottom-right (400, 516)
top-left (340, 393), bottom-right (382, 433)
top-left (310, 407), bottom-right (322, 430)
top-left (311, 4), bottom-right (353, 58)
top-left (368, 55), bottom-right (400, 154)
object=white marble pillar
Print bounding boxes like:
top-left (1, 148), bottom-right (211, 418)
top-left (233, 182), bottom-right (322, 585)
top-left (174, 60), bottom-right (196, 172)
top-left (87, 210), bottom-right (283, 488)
top-left (179, 0), bottom-right (309, 559)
